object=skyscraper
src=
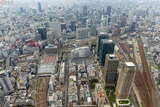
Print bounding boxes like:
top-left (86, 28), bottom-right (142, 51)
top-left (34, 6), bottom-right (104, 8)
top-left (38, 28), bottom-right (47, 40)
top-left (38, 2), bottom-right (42, 12)
top-left (119, 13), bottom-right (128, 27)
top-left (0, 71), bottom-right (14, 95)
top-left (104, 54), bottom-right (119, 88)
top-left (61, 23), bottom-right (67, 32)
top-left (130, 22), bottom-right (137, 32)
top-left (83, 5), bottom-right (88, 17)
top-left (0, 97), bottom-right (9, 107)
top-left (69, 21), bottom-right (76, 32)
top-left (106, 6), bottom-right (112, 16)
top-left (116, 62), bottom-right (136, 99)
top-left (99, 39), bottom-right (115, 66)
top-left (108, 17), bottom-right (111, 25)
top-left (97, 32), bottom-right (109, 58)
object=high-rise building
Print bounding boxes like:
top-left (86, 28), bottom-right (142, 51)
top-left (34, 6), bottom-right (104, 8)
top-left (90, 25), bottom-right (97, 36)
top-left (106, 6), bottom-right (112, 16)
top-left (38, 28), bottom-right (47, 40)
top-left (104, 54), bottom-right (119, 88)
top-left (0, 71), bottom-right (14, 95)
top-left (60, 23), bottom-right (67, 32)
top-left (108, 17), bottom-right (111, 25)
top-left (0, 97), bottom-right (9, 107)
top-left (19, 7), bottom-right (26, 13)
top-left (83, 5), bottom-right (88, 16)
top-left (130, 22), bottom-right (137, 32)
top-left (99, 39), bottom-right (115, 66)
top-left (119, 13), bottom-right (128, 27)
top-left (97, 32), bottom-right (109, 57)
top-left (76, 28), bottom-right (89, 39)
top-left (80, 17), bottom-right (87, 27)
top-left (116, 62), bottom-right (136, 99)
top-left (38, 2), bottom-right (42, 12)
top-left (69, 21), bottom-right (76, 32)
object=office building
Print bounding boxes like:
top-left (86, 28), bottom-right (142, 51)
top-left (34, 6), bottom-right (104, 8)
top-left (130, 22), bottom-right (137, 32)
top-left (0, 59), bottom-right (6, 69)
top-left (81, 17), bottom-right (87, 27)
top-left (45, 45), bottom-right (58, 55)
top-left (61, 23), bottom-right (67, 32)
top-left (19, 7), bottom-right (25, 13)
top-left (106, 6), bottom-right (111, 16)
top-left (69, 21), bottom-right (76, 32)
top-left (116, 62), bottom-right (136, 99)
top-left (0, 97), bottom-right (9, 107)
top-left (76, 28), bottom-right (89, 39)
top-left (0, 70), bottom-right (14, 95)
top-left (38, 28), bottom-right (47, 40)
top-left (104, 54), bottom-right (119, 88)
top-left (97, 32), bottom-right (109, 57)
top-left (111, 25), bottom-right (121, 37)
top-left (119, 13), bottom-right (128, 27)
top-left (38, 2), bottom-right (42, 12)
top-left (90, 26), bottom-right (97, 36)
top-left (99, 39), bottom-right (115, 66)
top-left (108, 17), bottom-right (111, 25)
top-left (83, 5), bottom-right (88, 16)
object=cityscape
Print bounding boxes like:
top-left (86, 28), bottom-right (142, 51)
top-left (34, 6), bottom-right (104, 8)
top-left (0, 0), bottom-right (160, 107)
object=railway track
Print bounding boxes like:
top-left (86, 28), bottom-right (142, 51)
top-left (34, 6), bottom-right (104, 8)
top-left (118, 39), bottom-right (158, 107)
top-left (35, 77), bottom-right (50, 107)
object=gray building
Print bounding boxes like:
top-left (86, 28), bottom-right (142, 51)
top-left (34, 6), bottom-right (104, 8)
top-left (104, 54), bottom-right (119, 88)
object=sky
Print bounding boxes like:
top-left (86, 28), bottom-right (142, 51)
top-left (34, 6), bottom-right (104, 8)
top-left (2, 0), bottom-right (160, 8)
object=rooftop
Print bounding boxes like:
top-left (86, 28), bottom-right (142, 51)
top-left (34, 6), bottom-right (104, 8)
top-left (116, 99), bottom-right (130, 106)
top-left (0, 70), bottom-right (5, 75)
top-left (102, 39), bottom-right (113, 44)
top-left (41, 56), bottom-right (57, 64)
top-left (125, 62), bottom-right (135, 67)
top-left (108, 54), bottom-right (117, 60)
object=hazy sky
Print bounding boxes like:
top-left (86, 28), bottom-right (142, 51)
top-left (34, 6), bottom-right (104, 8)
top-left (5, 0), bottom-right (160, 8)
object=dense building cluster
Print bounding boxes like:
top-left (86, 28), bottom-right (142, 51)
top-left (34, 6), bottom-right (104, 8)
top-left (0, 0), bottom-right (160, 107)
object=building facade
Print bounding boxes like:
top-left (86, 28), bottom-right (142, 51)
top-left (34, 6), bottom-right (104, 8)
top-left (104, 54), bottom-right (119, 88)
top-left (99, 39), bottom-right (115, 66)
top-left (116, 62), bottom-right (136, 99)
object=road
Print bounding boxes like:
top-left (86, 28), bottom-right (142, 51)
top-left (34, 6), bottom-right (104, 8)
top-left (64, 54), bottom-right (69, 107)
top-left (76, 64), bottom-right (80, 105)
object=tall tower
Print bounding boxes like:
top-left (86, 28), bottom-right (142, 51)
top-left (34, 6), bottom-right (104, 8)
top-left (60, 23), bottom-right (67, 32)
top-left (0, 71), bottom-right (14, 95)
top-left (99, 39), bottom-right (115, 66)
top-left (83, 5), bottom-right (88, 17)
top-left (119, 13), bottom-right (128, 27)
top-left (38, 2), bottom-right (42, 12)
top-left (104, 54), bottom-right (119, 88)
top-left (116, 62), bottom-right (136, 99)
top-left (106, 6), bottom-right (112, 16)
top-left (37, 28), bottom-right (47, 40)
top-left (96, 32), bottom-right (109, 58)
